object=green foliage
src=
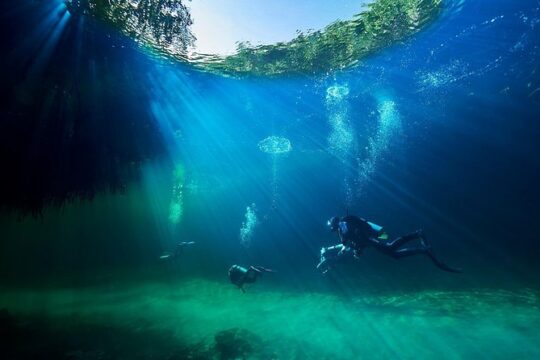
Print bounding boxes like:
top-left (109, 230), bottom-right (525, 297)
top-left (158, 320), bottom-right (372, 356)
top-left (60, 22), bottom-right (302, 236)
top-left (200, 0), bottom-right (442, 76)
top-left (65, 0), bottom-right (195, 55)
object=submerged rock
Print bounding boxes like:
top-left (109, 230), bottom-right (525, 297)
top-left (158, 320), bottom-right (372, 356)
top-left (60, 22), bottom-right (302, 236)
top-left (0, 308), bottom-right (16, 337)
top-left (214, 328), bottom-right (263, 360)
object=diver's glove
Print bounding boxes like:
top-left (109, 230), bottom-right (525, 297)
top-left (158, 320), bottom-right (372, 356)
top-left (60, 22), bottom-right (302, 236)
top-left (316, 247), bottom-right (330, 273)
top-left (337, 245), bottom-right (349, 256)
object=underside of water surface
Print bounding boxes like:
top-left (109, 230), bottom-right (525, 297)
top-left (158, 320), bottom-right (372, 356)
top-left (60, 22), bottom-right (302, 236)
top-left (1, 0), bottom-right (540, 359)
top-left (65, 0), bottom-right (443, 76)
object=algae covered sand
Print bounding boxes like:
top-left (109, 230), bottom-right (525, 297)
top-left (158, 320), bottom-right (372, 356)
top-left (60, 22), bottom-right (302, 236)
top-left (1, 279), bottom-right (539, 359)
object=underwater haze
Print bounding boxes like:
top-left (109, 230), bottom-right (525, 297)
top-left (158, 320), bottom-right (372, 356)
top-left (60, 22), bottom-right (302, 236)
top-left (1, 0), bottom-right (540, 359)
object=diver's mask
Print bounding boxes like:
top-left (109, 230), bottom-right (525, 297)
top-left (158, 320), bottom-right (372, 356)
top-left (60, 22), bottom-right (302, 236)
top-left (327, 216), bottom-right (340, 232)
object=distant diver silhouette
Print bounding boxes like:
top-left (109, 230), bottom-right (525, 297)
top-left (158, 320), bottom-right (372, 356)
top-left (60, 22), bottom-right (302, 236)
top-left (228, 265), bottom-right (275, 293)
top-left (317, 215), bottom-right (461, 274)
top-left (160, 241), bottom-right (196, 261)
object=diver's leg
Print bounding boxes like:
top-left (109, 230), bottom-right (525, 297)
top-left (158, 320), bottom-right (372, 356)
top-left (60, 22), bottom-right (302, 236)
top-left (245, 268), bottom-right (260, 283)
top-left (424, 249), bottom-right (462, 273)
top-left (249, 266), bottom-right (262, 274)
top-left (385, 230), bottom-right (425, 250)
top-left (390, 246), bottom-right (428, 258)
top-left (390, 246), bottom-right (462, 273)
top-left (253, 266), bottom-right (275, 273)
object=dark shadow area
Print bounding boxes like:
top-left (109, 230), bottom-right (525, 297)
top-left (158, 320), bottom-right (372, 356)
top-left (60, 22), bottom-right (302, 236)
top-left (1, 308), bottom-right (188, 359)
top-left (0, 0), bottom-right (168, 214)
top-left (0, 308), bottom-right (277, 360)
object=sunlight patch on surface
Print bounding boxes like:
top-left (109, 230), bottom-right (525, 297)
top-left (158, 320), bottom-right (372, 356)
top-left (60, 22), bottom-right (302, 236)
top-left (66, 0), bottom-right (443, 76)
top-left (188, 0), bottom-right (372, 56)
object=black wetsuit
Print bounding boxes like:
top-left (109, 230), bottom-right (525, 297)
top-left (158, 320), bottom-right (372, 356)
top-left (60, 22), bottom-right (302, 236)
top-left (228, 265), bottom-right (273, 292)
top-left (336, 215), bottom-right (380, 253)
top-left (329, 216), bottom-right (461, 273)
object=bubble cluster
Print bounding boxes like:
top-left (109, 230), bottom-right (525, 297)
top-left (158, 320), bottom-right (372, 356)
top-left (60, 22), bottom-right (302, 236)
top-left (168, 165), bottom-right (185, 224)
top-left (326, 84), bottom-right (355, 161)
top-left (240, 203), bottom-right (258, 248)
top-left (357, 99), bottom-right (401, 188)
top-left (326, 85), bottom-right (350, 100)
top-left (258, 136), bottom-right (292, 154)
top-left (417, 60), bottom-right (469, 90)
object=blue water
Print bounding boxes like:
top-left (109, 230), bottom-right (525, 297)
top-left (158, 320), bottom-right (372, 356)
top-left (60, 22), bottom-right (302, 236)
top-left (135, 0), bottom-right (540, 286)
top-left (1, 0), bottom-right (539, 282)
top-left (1, 0), bottom-right (540, 358)
top-left (1, 0), bottom-right (539, 281)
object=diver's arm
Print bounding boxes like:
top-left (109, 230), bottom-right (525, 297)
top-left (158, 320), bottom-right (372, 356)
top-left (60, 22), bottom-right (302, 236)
top-left (317, 244), bottom-right (352, 273)
top-left (339, 245), bottom-right (355, 257)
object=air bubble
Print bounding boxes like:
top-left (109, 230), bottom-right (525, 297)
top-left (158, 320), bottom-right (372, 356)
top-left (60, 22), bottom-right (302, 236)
top-left (258, 136), bottom-right (292, 154)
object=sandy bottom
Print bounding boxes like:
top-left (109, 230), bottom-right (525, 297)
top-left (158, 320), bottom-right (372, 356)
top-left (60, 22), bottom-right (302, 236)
top-left (1, 279), bottom-right (539, 359)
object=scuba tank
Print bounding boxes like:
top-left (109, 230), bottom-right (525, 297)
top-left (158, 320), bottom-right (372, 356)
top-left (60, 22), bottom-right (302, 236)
top-left (367, 221), bottom-right (389, 240)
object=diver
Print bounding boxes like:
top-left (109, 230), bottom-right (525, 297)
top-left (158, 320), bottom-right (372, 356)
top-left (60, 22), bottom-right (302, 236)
top-left (159, 241), bottom-right (196, 261)
top-left (228, 265), bottom-right (274, 293)
top-left (317, 215), bottom-right (461, 273)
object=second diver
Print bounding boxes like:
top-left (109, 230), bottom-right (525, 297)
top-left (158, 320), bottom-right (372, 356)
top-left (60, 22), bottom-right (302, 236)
top-left (228, 265), bottom-right (275, 292)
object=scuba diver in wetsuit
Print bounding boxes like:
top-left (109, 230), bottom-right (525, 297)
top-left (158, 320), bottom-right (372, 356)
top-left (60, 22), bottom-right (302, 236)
top-left (317, 215), bottom-right (461, 274)
top-left (228, 265), bottom-right (275, 293)
top-left (159, 241), bottom-right (196, 261)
